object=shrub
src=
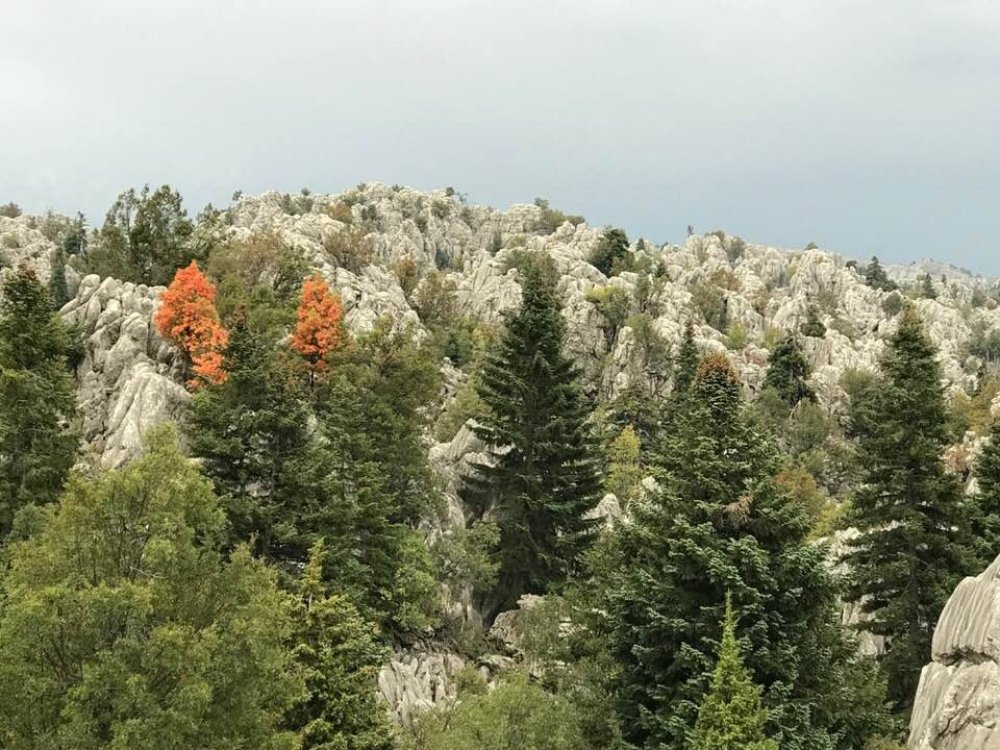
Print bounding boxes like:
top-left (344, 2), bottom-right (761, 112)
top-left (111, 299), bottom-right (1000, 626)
top-left (690, 280), bottom-right (728, 330)
top-left (394, 255), bottom-right (420, 298)
top-left (0, 202), bottom-right (21, 218)
top-left (322, 226), bottom-right (374, 273)
top-left (533, 197), bottom-right (585, 235)
top-left (881, 291), bottom-right (904, 317)
top-left (725, 322), bottom-right (748, 350)
top-left (586, 286), bottom-right (632, 348)
top-left (801, 305), bottom-right (826, 337)
top-left (324, 202), bottom-right (354, 224)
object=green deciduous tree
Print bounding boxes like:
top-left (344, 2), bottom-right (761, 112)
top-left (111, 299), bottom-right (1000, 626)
top-left (763, 335), bottom-right (816, 407)
top-left (844, 305), bottom-right (974, 714)
top-left (692, 595), bottom-right (778, 750)
top-left (406, 671), bottom-right (589, 750)
top-left (462, 256), bottom-right (602, 619)
top-left (604, 354), bottom-right (893, 750)
top-left (0, 266), bottom-right (78, 535)
top-left (0, 428), bottom-right (302, 749)
top-left (86, 184), bottom-right (197, 285)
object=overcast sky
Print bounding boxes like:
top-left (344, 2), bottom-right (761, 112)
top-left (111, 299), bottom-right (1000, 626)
top-left (3, 1), bottom-right (999, 271)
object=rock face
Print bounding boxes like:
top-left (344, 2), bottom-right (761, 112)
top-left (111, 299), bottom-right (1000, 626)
top-left (909, 554), bottom-right (1000, 749)
top-left (377, 651), bottom-right (469, 725)
top-left (60, 275), bottom-right (188, 468)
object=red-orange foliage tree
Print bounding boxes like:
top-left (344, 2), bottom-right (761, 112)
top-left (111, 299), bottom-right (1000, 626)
top-left (154, 261), bottom-right (228, 387)
top-left (290, 273), bottom-right (343, 373)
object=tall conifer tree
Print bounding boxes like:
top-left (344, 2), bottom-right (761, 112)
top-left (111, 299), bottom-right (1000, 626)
top-left (762, 335), bottom-right (815, 407)
top-left (604, 354), bottom-right (892, 750)
top-left (0, 266), bottom-right (78, 534)
top-left (462, 255), bottom-right (601, 618)
top-left (692, 595), bottom-right (777, 750)
top-left (972, 418), bottom-right (1000, 566)
top-left (844, 305), bottom-right (973, 714)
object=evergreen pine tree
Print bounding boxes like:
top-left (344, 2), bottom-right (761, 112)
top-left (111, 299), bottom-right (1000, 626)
top-left (920, 273), bottom-right (938, 300)
top-left (188, 314), bottom-right (328, 565)
top-left (762, 335), bottom-right (816, 407)
top-left (604, 353), bottom-right (893, 750)
top-left (48, 249), bottom-right (70, 310)
top-left (844, 305), bottom-right (974, 714)
top-left (462, 255), bottom-right (602, 618)
top-left (0, 266), bottom-right (78, 534)
top-left (672, 320), bottom-right (699, 396)
top-left (972, 418), bottom-right (1000, 566)
top-left (863, 256), bottom-right (898, 292)
top-left (286, 540), bottom-right (396, 750)
top-left (691, 595), bottom-right (778, 750)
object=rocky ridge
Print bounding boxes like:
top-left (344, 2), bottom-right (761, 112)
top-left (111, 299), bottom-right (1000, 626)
top-left (15, 183), bottom-right (1000, 725)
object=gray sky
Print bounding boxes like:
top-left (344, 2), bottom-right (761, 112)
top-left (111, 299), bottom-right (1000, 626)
top-left (3, 1), bottom-right (999, 272)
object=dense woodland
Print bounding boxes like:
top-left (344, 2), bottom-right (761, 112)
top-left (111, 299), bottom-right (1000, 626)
top-left (2, 186), bottom-right (1000, 749)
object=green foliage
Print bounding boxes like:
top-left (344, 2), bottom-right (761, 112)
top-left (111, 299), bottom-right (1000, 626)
top-left (433, 520), bottom-right (501, 594)
top-left (589, 228), bottom-right (629, 276)
top-left (603, 355), bottom-right (893, 750)
top-left (919, 272), bottom-right (938, 299)
top-left (48, 248), bottom-right (70, 309)
top-left (0, 201), bottom-right (21, 218)
top-left (844, 306), bottom-right (975, 714)
top-left (323, 225), bottom-right (375, 273)
top-left (0, 266), bottom-right (78, 535)
top-left (970, 419), bottom-right (1000, 570)
top-left (406, 671), bottom-right (590, 750)
top-left (691, 596), bottom-right (778, 750)
top-left (862, 256), bottom-right (898, 292)
top-left (627, 312), bottom-right (672, 389)
top-left (690, 278), bottom-right (728, 330)
top-left (881, 291), bottom-right (904, 317)
top-left (0, 427), bottom-right (302, 749)
top-left (724, 321), bottom-right (748, 350)
top-left (967, 322), bottom-right (1000, 363)
top-left (801, 304), bottom-right (827, 337)
top-left (85, 184), bottom-right (198, 285)
top-left (188, 316), bottom-right (327, 566)
top-left (206, 232), bottom-right (308, 330)
top-left (763, 336), bottom-right (816, 407)
top-left (672, 321), bottom-right (700, 396)
top-left (606, 425), bottom-right (643, 507)
top-left (462, 257), bottom-right (602, 618)
top-left (533, 197), bottom-right (585, 234)
top-left (586, 285), bottom-right (632, 348)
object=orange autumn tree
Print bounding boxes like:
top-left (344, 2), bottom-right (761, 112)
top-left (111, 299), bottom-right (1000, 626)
top-left (154, 261), bottom-right (228, 387)
top-left (290, 273), bottom-right (343, 374)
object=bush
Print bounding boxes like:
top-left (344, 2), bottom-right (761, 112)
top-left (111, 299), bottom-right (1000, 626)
top-left (0, 202), bottom-right (21, 218)
top-left (322, 226), bottom-right (374, 273)
top-left (533, 197), bottom-right (585, 235)
top-left (324, 202), bottom-right (354, 224)
top-left (801, 305), bottom-right (826, 337)
top-left (881, 291), bottom-right (904, 317)
top-left (394, 255), bottom-right (420, 298)
top-left (690, 280), bottom-right (728, 330)
top-left (406, 672), bottom-right (589, 750)
top-left (586, 286), bottom-right (632, 348)
top-left (724, 321), bottom-right (748, 350)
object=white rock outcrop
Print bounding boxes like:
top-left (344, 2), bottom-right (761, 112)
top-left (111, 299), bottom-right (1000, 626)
top-left (909, 554), bottom-right (1000, 749)
top-left (61, 275), bottom-right (188, 467)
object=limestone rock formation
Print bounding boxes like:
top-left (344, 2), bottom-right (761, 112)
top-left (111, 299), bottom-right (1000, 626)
top-left (909, 554), bottom-right (1000, 749)
top-left (60, 274), bottom-right (188, 468)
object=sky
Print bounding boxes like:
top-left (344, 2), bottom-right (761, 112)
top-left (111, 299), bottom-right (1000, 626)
top-left (3, 1), bottom-right (999, 272)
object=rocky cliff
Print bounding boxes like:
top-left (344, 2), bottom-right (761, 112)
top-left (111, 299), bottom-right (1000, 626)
top-left (910, 554), bottom-right (1000, 749)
